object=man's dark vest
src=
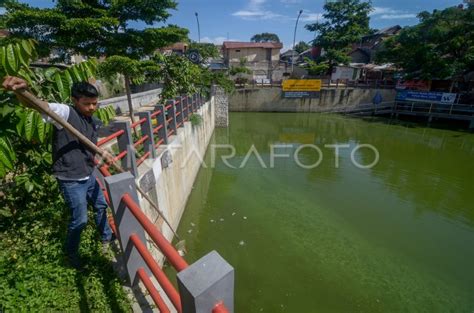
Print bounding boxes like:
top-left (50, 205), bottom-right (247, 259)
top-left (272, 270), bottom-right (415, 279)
top-left (52, 106), bottom-right (102, 179)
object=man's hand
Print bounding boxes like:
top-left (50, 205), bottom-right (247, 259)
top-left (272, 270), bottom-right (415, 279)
top-left (2, 76), bottom-right (28, 91)
top-left (99, 150), bottom-right (115, 166)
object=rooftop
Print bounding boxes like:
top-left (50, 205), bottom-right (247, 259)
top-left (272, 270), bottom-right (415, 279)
top-left (222, 41), bottom-right (283, 49)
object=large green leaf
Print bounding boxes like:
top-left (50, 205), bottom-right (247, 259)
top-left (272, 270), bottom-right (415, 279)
top-left (6, 44), bottom-right (19, 74)
top-left (24, 110), bottom-right (36, 141)
top-left (0, 136), bottom-right (16, 171)
top-left (15, 43), bottom-right (29, 69)
top-left (20, 39), bottom-right (33, 57)
top-left (62, 70), bottom-right (74, 90)
top-left (35, 112), bottom-right (45, 143)
top-left (54, 72), bottom-right (68, 102)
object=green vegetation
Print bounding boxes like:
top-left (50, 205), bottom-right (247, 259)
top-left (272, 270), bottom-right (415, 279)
top-left (376, 5), bottom-right (474, 81)
top-left (188, 42), bottom-right (220, 60)
top-left (294, 41), bottom-right (311, 54)
top-left (305, 0), bottom-right (372, 69)
top-left (0, 38), bottom-right (129, 311)
top-left (250, 32), bottom-right (281, 43)
top-left (304, 57), bottom-right (330, 76)
top-left (189, 113), bottom-right (203, 126)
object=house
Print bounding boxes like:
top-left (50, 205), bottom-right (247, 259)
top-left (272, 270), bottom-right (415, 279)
top-left (222, 41), bottom-right (283, 80)
top-left (280, 49), bottom-right (298, 64)
top-left (222, 41), bottom-right (282, 67)
top-left (349, 25), bottom-right (401, 64)
top-left (159, 42), bottom-right (188, 56)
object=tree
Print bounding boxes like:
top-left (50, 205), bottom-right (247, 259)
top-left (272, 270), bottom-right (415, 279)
top-left (305, 0), bottom-right (372, 68)
top-left (3, 0), bottom-right (188, 120)
top-left (376, 5), bottom-right (474, 84)
top-left (294, 41), bottom-right (310, 54)
top-left (188, 42), bottom-right (219, 60)
top-left (250, 32), bottom-right (280, 43)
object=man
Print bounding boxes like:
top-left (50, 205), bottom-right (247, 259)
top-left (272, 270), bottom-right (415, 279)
top-left (3, 76), bottom-right (115, 269)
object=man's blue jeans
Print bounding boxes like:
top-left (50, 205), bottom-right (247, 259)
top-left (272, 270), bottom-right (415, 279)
top-left (58, 174), bottom-right (113, 258)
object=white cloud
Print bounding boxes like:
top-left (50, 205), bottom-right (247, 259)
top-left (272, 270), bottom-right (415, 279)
top-left (379, 14), bottom-right (417, 19)
top-left (299, 12), bottom-right (324, 22)
top-left (201, 37), bottom-right (241, 45)
top-left (370, 7), bottom-right (416, 20)
top-left (232, 0), bottom-right (285, 20)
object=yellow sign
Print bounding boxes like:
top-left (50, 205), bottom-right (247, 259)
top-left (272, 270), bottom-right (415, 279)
top-left (282, 79), bottom-right (322, 92)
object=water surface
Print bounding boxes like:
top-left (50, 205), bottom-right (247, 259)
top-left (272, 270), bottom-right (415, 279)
top-left (175, 113), bottom-right (474, 313)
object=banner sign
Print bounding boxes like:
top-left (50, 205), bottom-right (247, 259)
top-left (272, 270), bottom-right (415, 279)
top-left (282, 79), bottom-right (322, 91)
top-left (396, 80), bottom-right (431, 91)
top-left (282, 79), bottom-right (321, 98)
top-left (396, 90), bottom-right (457, 104)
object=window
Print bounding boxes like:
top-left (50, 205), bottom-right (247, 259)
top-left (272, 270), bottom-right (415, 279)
top-left (235, 49), bottom-right (240, 52)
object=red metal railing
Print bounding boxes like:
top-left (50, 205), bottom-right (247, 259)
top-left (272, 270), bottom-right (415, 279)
top-left (94, 94), bottom-right (229, 312)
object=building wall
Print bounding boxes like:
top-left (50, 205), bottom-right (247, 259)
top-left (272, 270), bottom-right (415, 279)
top-left (229, 87), bottom-right (397, 112)
top-left (225, 47), bottom-right (280, 64)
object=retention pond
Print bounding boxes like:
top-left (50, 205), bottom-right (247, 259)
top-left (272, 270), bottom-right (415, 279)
top-left (173, 113), bottom-right (474, 312)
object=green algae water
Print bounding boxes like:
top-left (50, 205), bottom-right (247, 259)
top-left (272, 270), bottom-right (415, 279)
top-left (175, 113), bottom-right (474, 313)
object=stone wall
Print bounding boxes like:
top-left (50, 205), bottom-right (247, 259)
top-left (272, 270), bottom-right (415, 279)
top-left (213, 85), bottom-right (229, 127)
top-left (229, 87), bottom-right (397, 112)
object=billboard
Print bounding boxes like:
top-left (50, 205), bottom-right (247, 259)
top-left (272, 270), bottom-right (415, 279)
top-left (282, 79), bottom-right (322, 98)
top-left (396, 91), bottom-right (457, 104)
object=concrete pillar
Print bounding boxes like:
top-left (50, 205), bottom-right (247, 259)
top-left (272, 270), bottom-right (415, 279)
top-left (177, 250), bottom-right (234, 313)
top-left (154, 104), bottom-right (168, 144)
top-left (183, 96), bottom-right (189, 121)
top-left (135, 111), bottom-right (157, 159)
top-left (192, 94), bottom-right (197, 112)
top-left (176, 96), bottom-right (184, 127)
top-left (167, 99), bottom-right (177, 135)
top-left (104, 172), bottom-right (151, 284)
top-left (113, 120), bottom-right (138, 176)
top-left (212, 85), bottom-right (228, 128)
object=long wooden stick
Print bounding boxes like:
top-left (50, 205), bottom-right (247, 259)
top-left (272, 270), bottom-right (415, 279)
top-left (16, 89), bottom-right (181, 240)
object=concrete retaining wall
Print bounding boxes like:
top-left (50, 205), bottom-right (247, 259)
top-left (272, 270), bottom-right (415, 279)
top-left (229, 87), bottom-right (397, 112)
top-left (134, 97), bottom-right (215, 261)
top-left (99, 88), bottom-right (162, 114)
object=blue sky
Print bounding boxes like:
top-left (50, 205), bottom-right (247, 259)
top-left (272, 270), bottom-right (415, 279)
top-left (13, 0), bottom-right (464, 51)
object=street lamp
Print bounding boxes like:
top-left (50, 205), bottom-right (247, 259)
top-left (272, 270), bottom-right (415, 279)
top-left (195, 12), bottom-right (201, 43)
top-left (292, 9), bottom-right (303, 75)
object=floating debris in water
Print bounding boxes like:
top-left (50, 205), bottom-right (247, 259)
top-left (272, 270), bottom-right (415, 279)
top-left (243, 216), bottom-right (247, 220)
top-left (190, 222), bottom-right (195, 227)
top-left (210, 219), bottom-right (215, 223)
top-left (220, 218), bottom-right (224, 222)
top-left (187, 229), bottom-right (193, 234)
top-left (232, 212), bottom-right (236, 216)
top-left (239, 240), bottom-right (245, 246)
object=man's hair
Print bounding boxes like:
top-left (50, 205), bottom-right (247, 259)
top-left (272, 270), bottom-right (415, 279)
top-left (71, 82), bottom-right (99, 99)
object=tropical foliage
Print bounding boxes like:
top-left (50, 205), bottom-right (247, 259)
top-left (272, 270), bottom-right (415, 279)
top-left (376, 5), bottom-right (474, 81)
top-left (305, 0), bottom-right (372, 67)
top-left (251, 32), bottom-right (281, 43)
top-left (0, 37), bottom-right (129, 310)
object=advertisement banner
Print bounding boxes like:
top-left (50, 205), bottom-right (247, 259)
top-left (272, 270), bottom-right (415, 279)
top-left (282, 79), bottom-right (322, 92)
top-left (396, 91), bottom-right (457, 104)
top-left (282, 91), bottom-right (320, 99)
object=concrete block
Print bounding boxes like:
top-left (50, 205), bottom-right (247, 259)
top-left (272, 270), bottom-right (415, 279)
top-left (177, 251), bottom-right (234, 313)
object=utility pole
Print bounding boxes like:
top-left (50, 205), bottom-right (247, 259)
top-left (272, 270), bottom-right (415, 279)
top-left (292, 9), bottom-right (303, 75)
top-left (195, 12), bottom-right (201, 43)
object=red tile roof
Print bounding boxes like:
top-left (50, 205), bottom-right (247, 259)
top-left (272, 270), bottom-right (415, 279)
top-left (222, 41), bottom-right (283, 49)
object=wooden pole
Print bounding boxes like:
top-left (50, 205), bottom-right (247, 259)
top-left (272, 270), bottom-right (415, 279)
top-left (15, 89), bottom-right (180, 240)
